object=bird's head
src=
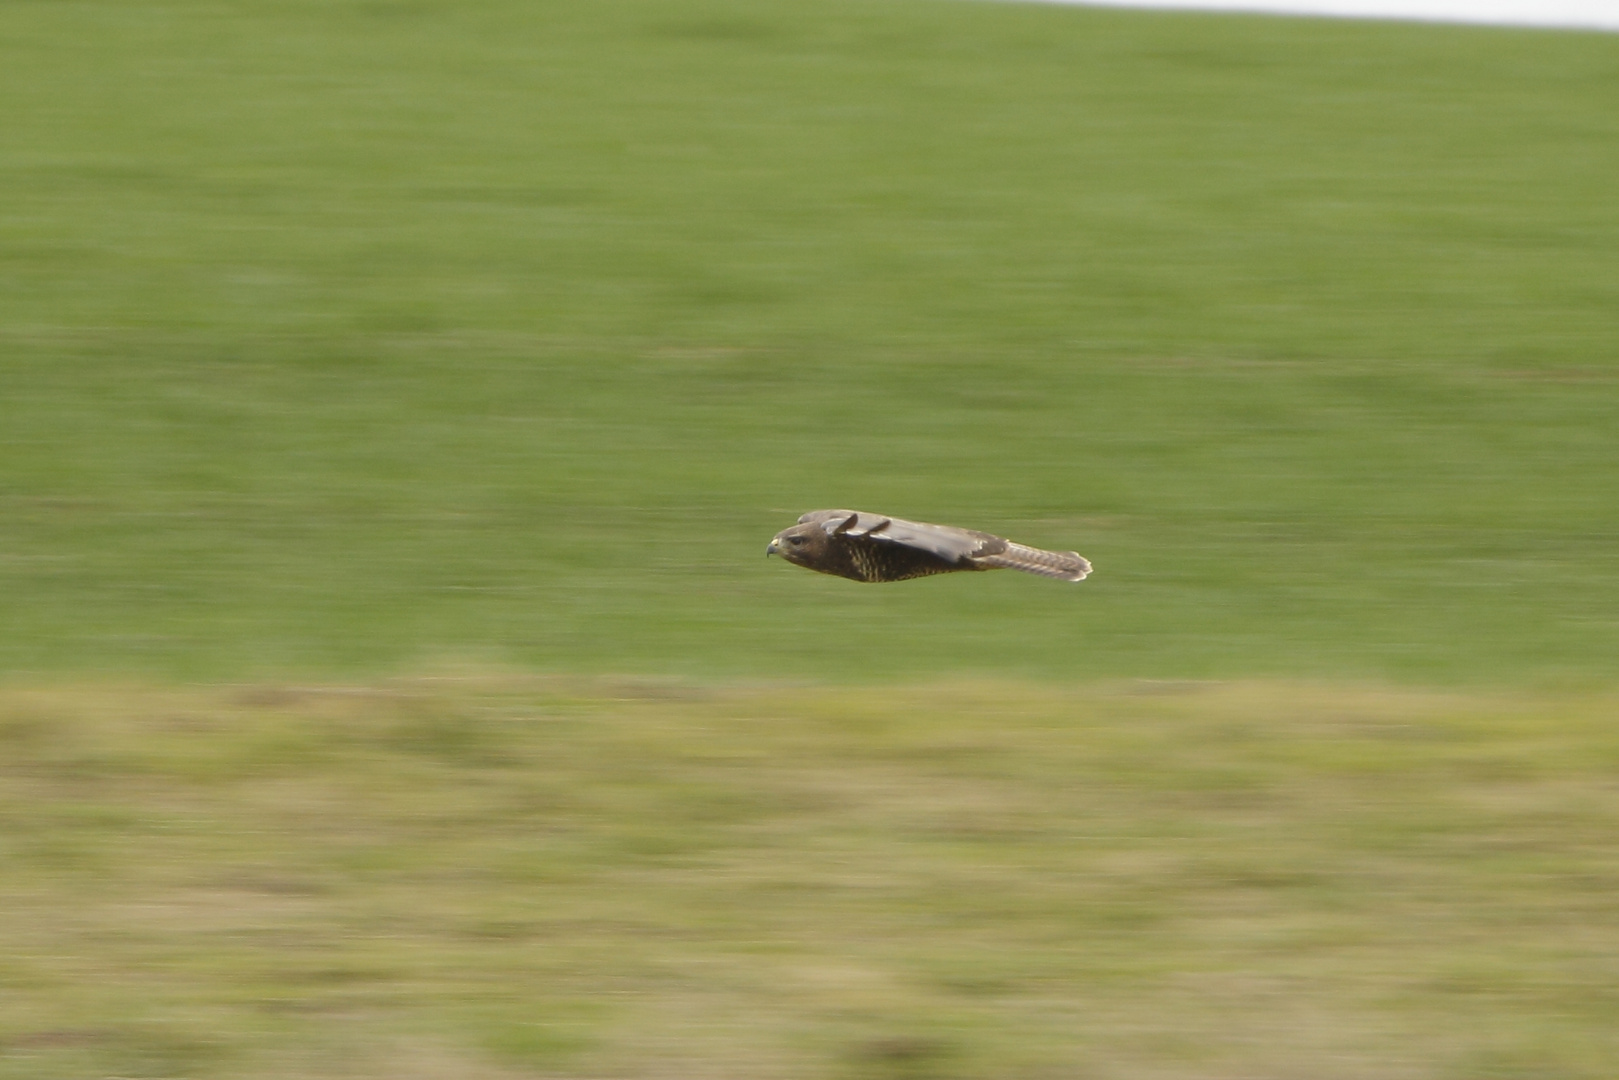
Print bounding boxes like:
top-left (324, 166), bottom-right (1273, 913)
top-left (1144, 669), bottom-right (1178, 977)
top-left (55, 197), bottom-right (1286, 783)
top-left (767, 522), bottom-right (828, 569)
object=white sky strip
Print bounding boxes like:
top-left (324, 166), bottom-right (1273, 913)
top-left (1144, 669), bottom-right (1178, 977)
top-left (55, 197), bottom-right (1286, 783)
top-left (1011, 0), bottom-right (1619, 31)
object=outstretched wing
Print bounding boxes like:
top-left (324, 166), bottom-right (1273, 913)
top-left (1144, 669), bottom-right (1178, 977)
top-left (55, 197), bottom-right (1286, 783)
top-left (798, 509), bottom-right (1006, 563)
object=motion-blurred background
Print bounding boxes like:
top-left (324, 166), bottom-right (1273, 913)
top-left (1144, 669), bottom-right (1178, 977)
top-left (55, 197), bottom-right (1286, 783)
top-left (3, 1), bottom-right (1617, 1076)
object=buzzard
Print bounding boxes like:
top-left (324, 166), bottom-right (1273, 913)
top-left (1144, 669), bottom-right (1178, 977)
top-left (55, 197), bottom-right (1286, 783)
top-left (767, 509), bottom-right (1092, 584)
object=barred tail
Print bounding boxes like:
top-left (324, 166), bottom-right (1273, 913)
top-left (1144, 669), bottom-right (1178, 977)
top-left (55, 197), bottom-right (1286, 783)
top-left (974, 543), bottom-right (1092, 583)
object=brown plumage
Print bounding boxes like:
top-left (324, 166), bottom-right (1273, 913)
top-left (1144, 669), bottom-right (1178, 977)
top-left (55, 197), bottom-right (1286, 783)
top-left (767, 510), bottom-right (1092, 584)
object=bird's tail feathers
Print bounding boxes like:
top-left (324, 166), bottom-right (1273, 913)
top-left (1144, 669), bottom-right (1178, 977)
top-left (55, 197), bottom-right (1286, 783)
top-left (975, 543), bottom-right (1092, 582)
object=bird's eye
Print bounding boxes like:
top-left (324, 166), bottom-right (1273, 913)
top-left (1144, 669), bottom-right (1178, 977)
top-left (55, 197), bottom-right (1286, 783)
top-left (788, 535), bottom-right (807, 545)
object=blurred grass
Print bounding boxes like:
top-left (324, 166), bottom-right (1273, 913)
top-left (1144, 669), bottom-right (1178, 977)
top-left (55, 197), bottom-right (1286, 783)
top-left (2, 0), bottom-right (1618, 683)
top-left (6, 8), bottom-right (1612, 1075)
top-left (6, 8), bottom-right (1616, 1073)
top-left (2, 677), bottom-right (1617, 1078)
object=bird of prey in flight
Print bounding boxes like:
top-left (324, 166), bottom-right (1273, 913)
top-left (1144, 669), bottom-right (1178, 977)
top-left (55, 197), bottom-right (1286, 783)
top-left (767, 510), bottom-right (1091, 584)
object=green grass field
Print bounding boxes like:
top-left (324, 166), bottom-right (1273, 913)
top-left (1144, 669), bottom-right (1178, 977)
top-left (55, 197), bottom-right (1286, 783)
top-left (4, 0), bottom-right (1617, 683)
top-left (4, 679), bottom-right (1619, 1079)
top-left (3, 0), bottom-right (1619, 1076)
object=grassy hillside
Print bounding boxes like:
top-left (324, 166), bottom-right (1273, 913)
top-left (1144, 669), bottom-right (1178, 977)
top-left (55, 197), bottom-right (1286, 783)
top-left (6, 8), bottom-right (1616, 1075)
top-left (3, 679), bottom-right (1618, 1079)
top-left (3, 0), bottom-right (1618, 683)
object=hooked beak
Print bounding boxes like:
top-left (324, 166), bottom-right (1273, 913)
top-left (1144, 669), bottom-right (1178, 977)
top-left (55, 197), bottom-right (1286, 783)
top-left (766, 539), bottom-right (781, 557)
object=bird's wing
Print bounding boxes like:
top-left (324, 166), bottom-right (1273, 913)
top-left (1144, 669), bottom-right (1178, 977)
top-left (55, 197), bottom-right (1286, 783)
top-left (799, 509), bottom-right (1003, 563)
top-left (797, 509), bottom-right (861, 528)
